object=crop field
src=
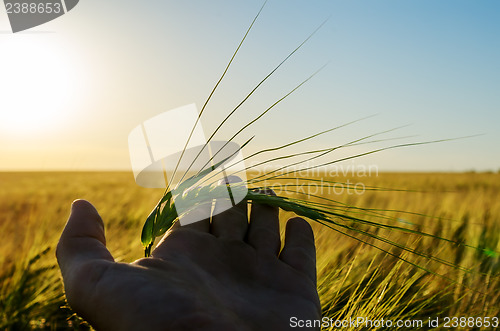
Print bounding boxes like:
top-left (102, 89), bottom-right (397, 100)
top-left (0, 171), bottom-right (499, 329)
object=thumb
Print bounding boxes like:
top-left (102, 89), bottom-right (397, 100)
top-left (56, 200), bottom-right (114, 278)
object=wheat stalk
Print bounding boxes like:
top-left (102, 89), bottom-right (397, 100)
top-left (139, 2), bottom-right (498, 289)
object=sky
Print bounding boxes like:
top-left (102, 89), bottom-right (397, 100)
top-left (0, 0), bottom-right (499, 172)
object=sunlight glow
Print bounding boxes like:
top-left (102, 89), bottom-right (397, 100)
top-left (0, 37), bottom-right (79, 135)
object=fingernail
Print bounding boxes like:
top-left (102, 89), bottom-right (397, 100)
top-left (218, 175), bottom-right (242, 185)
top-left (256, 188), bottom-right (276, 196)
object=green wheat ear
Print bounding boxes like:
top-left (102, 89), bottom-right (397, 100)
top-left (139, 2), bottom-right (498, 289)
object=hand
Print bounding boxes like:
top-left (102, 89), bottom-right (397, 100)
top-left (56, 196), bottom-right (321, 330)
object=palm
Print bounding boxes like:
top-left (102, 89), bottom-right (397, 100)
top-left (57, 199), bottom-right (320, 330)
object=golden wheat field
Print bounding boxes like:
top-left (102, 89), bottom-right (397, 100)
top-left (0, 171), bottom-right (499, 330)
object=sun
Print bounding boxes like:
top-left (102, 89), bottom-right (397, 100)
top-left (0, 36), bottom-right (79, 135)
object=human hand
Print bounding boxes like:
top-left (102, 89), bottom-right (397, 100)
top-left (56, 195), bottom-right (320, 330)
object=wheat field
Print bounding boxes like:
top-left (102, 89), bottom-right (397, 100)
top-left (0, 171), bottom-right (498, 329)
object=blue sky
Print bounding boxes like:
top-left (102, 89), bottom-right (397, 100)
top-left (0, 0), bottom-right (499, 171)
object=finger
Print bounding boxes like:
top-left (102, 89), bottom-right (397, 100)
top-left (152, 200), bottom-right (211, 256)
top-left (178, 200), bottom-right (211, 232)
top-left (211, 176), bottom-right (248, 240)
top-left (152, 222), bottom-right (177, 254)
top-left (279, 217), bottom-right (316, 284)
top-left (56, 200), bottom-right (114, 277)
top-left (211, 200), bottom-right (248, 240)
top-left (247, 189), bottom-right (280, 255)
top-left (153, 199), bottom-right (212, 255)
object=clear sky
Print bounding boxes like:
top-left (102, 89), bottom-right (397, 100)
top-left (1, 0), bottom-right (499, 172)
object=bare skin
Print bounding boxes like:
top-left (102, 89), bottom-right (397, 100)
top-left (56, 195), bottom-right (321, 330)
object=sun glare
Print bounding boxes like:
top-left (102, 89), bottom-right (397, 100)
top-left (0, 37), bottom-right (79, 136)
